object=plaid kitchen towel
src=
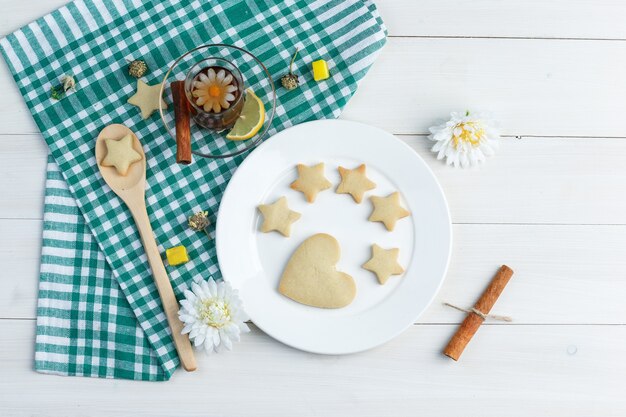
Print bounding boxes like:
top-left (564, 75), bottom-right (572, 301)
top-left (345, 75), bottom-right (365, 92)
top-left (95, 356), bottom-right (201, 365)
top-left (1, 0), bottom-right (386, 380)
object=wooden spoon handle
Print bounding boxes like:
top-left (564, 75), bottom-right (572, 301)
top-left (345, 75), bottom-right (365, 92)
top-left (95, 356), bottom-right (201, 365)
top-left (130, 203), bottom-right (197, 372)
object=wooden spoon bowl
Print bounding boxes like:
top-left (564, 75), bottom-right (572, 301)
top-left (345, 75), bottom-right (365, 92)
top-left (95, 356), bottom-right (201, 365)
top-left (95, 124), bottom-right (146, 195)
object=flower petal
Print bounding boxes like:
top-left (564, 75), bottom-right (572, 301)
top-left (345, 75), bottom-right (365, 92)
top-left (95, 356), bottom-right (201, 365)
top-left (191, 282), bottom-right (203, 297)
top-left (216, 281), bottom-right (225, 299)
top-left (194, 330), bottom-right (206, 347)
top-left (221, 333), bottom-right (233, 350)
top-left (201, 280), bottom-right (211, 298)
top-left (209, 280), bottom-right (219, 298)
top-left (213, 329), bottom-right (221, 347)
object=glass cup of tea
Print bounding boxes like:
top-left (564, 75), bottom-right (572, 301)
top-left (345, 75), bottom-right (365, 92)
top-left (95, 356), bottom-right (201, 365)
top-left (184, 57), bottom-right (245, 130)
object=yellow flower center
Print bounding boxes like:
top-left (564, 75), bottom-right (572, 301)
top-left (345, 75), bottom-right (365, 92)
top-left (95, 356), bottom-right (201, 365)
top-left (209, 85), bottom-right (221, 97)
top-left (452, 121), bottom-right (485, 149)
top-left (198, 299), bottom-right (231, 328)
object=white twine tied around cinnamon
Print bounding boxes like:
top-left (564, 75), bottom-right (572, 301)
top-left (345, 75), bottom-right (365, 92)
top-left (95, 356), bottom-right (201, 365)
top-left (443, 302), bottom-right (512, 322)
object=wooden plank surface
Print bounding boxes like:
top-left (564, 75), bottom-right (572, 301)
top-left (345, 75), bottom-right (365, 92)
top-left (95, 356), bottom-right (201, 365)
top-left (4, 218), bottom-right (626, 324)
top-left (342, 37), bottom-right (626, 137)
top-left (376, 0), bottom-right (626, 39)
top-left (2, 319), bottom-right (624, 417)
top-left (3, 134), bottom-right (626, 225)
top-left (1, 0), bottom-right (623, 416)
top-left (4, 0), bottom-right (626, 40)
top-left (2, 37), bottom-right (626, 137)
top-left (0, 134), bottom-right (47, 219)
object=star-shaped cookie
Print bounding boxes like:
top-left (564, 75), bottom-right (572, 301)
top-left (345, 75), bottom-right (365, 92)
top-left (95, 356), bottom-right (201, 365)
top-left (369, 192), bottom-right (410, 231)
top-left (336, 164), bottom-right (376, 203)
top-left (100, 133), bottom-right (142, 176)
top-left (362, 244), bottom-right (404, 285)
top-left (257, 197), bottom-right (301, 237)
top-left (127, 80), bottom-right (168, 119)
top-left (290, 163), bottom-right (332, 203)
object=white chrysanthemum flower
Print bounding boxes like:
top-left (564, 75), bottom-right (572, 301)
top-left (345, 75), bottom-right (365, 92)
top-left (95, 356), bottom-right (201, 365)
top-left (192, 68), bottom-right (238, 113)
top-left (429, 111), bottom-right (500, 168)
top-left (179, 279), bottom-right (249, 354)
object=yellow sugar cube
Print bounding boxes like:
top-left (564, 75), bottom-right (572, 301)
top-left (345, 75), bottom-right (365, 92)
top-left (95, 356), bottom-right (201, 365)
top-left (312, 59), bottom-right (330, 81)
top-left (166, 245), bottom-right (189, 266)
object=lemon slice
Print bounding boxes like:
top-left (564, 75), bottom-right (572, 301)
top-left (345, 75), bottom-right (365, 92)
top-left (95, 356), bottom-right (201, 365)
top-left (226, 89), bottom-right (265, 141)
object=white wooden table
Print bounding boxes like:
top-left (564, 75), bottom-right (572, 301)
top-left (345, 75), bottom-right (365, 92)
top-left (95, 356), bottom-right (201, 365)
top-left (2, 1), bottom-right (625, 415)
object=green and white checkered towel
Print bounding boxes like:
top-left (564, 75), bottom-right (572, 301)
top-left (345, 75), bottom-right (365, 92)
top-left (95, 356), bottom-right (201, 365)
top-left (1, 0), bottom-right (386, 380)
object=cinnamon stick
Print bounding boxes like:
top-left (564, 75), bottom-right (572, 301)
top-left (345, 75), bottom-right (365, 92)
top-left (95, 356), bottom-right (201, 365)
top-left (171, 81), bottom-right (192, 164)
top-left (443, 265), bottom-right (514, 361)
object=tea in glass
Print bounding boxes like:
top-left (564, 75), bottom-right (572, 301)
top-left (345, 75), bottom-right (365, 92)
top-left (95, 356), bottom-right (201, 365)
top-left (184, 57), bottom-right (244, 130)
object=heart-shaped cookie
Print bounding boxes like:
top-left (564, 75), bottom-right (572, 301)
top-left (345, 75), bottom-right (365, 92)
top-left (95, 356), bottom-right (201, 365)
top-left (278, 233), bottom-right (356, 309)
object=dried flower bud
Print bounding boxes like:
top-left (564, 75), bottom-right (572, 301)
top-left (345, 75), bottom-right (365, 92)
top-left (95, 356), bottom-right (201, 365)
top-left (281, 48), bottom-right (300, 91)
top-left (61, 75), bottom-right (76, 91)
top-left (188, 210), bottom-right (210, 232)
top-left (128, 60), bottom-right (148, 78)
top-left (50, 74), bottom-right (77, 100)
top-left (281, 73), bottom-right (299, 90)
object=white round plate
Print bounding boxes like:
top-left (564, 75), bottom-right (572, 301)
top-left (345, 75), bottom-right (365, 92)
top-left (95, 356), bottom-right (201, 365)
top-left (216, 120), bottom-right (451, 354)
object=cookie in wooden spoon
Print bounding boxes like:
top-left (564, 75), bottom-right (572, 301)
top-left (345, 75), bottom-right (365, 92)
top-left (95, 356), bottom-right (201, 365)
top-left (278, 233), bottom-right (356, 309)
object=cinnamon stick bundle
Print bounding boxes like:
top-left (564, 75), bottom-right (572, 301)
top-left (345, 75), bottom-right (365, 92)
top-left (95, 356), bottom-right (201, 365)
top-left (171, 81), bottom-right (192, 164)
top-left (443, 265), bottom-right (514, 361)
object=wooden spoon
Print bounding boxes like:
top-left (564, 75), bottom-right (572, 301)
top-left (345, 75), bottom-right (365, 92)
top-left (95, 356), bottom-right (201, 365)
top-left (95, 124), bottom-right (197, 372)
